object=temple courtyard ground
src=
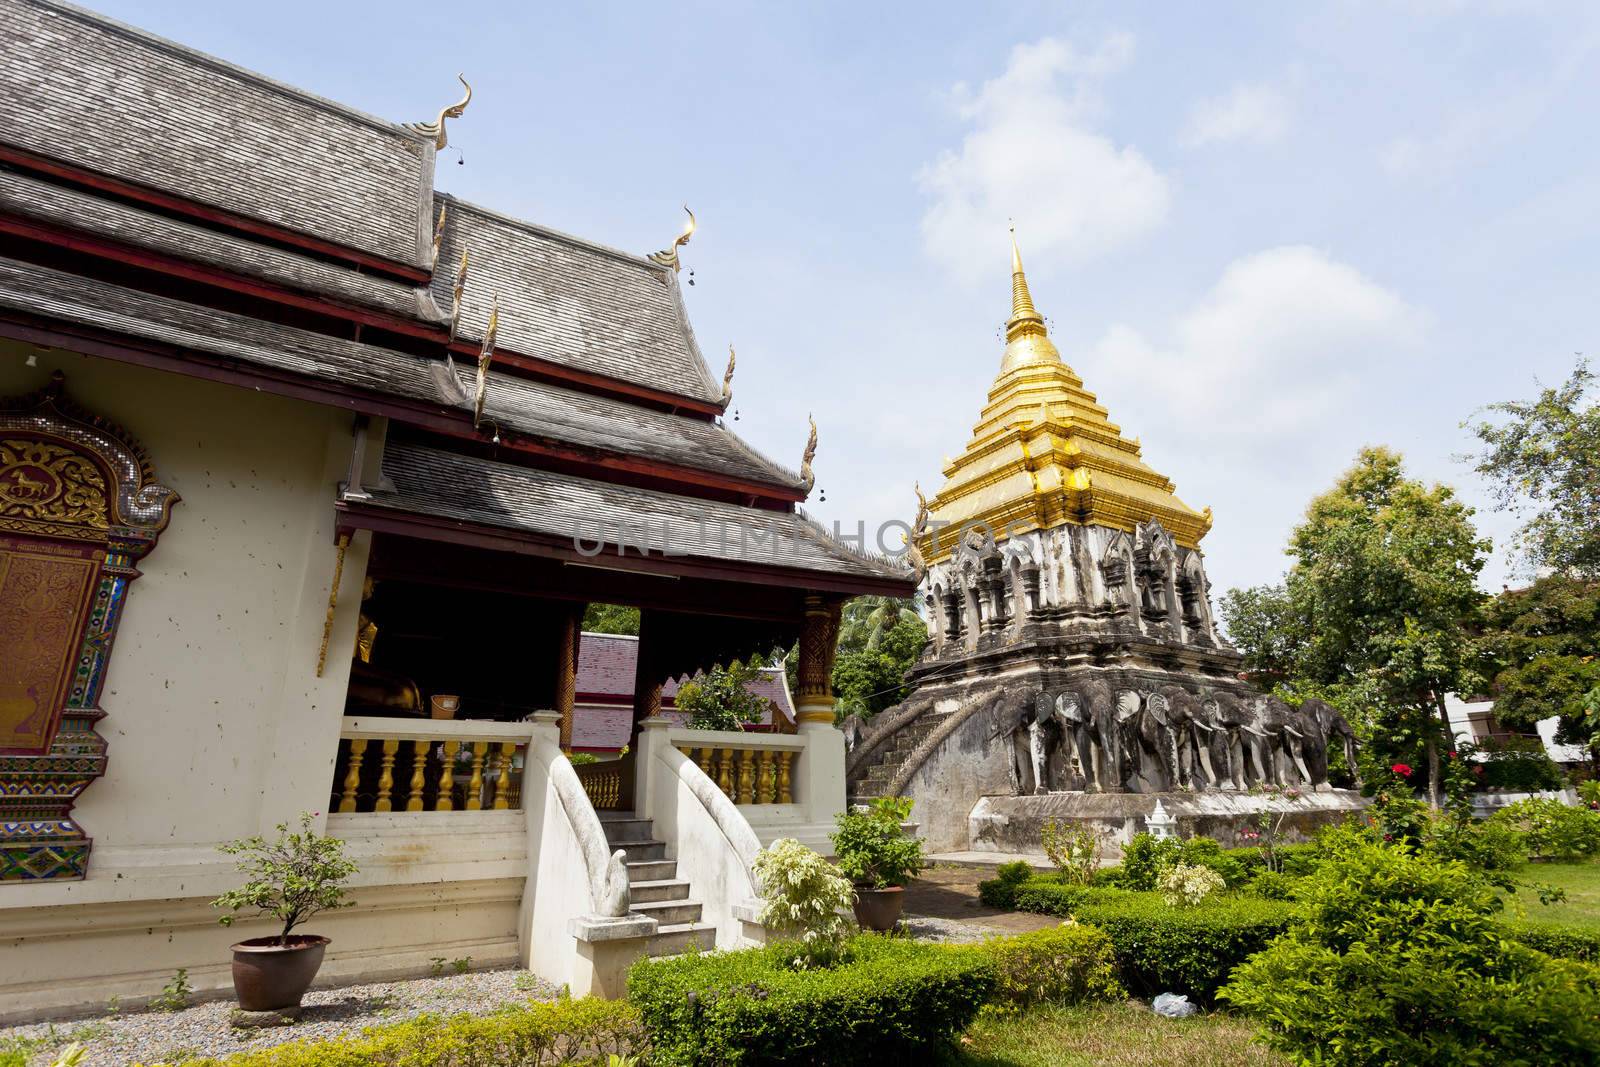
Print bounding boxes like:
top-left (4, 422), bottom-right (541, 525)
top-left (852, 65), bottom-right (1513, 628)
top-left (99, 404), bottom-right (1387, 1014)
top-left (8, 861), bottom-right (1595, 1066)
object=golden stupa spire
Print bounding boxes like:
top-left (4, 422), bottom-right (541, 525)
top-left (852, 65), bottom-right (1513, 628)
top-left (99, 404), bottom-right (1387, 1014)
top-left (999, 225), bottom-right (1062, 373)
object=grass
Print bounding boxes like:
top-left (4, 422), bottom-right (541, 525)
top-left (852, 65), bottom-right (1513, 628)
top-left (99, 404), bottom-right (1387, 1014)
top-left (939, 1003), bottom-right (1286, 1067)
top-left (1507, 859), bottom-right (1600, 929)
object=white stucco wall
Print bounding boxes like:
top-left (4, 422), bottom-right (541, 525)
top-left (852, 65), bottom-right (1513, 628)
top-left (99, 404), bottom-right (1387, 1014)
top-left (0, 344), bottom-right (528, 1021)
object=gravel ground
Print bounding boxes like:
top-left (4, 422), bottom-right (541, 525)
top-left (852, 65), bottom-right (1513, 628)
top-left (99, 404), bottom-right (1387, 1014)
top-left (0, 968), bottom-right (559, 1067)
top-left (898, 914), bottom-right (1012, 943)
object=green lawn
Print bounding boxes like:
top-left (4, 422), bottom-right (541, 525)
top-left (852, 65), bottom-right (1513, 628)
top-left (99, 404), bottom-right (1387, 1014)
top-left (940, 1003), bottom-right (1286, 1067)
top-left (1507, 859), bottom-right (1600, 929)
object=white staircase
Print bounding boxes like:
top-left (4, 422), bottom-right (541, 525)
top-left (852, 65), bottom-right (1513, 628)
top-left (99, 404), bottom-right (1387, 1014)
top-left (599, 812), bottom-right (713, 956)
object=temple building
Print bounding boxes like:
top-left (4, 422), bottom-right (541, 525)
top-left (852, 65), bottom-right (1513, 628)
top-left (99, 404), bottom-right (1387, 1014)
top-left (846, 233), bottom-right (1267, 851)
top-left (0, 0), bottom-right (909, 1020)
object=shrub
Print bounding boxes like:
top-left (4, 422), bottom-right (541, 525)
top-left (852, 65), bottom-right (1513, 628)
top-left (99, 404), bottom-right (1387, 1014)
top-left (1578, 779), bottom-right (1600, 808)
top-left (751, 838), bottom-right (853, 963)
top-left (1490, 797), bottom-right (1600, 861)
top-left (1423, 808), bottom-right (1527, 871)
top-left (212, 812), bottom-right (356, 943)
top-left (1157, 862), bottom-right (1226, 907)
top-left (1220, 828), bottom-right (1600, 1067)
top-left (977, 861), bottom-right (1034, 909)
top-left (1117, 833), bottom-right (1248, 890)
top-left (1509, 922), bottom-right (1600, 962)
top-left (144, 995), bottom-right (646, 1066)
top-left (1118, 833), bottom-right (1183, 891)
top-left (1073, 893), bottom-right (1296, 1002)
top-left (1474, 735), bottom-right (1566, 792)
top-left (628, 935), bottom-right (994, 1066)
top-left (1041, 819), bottom-right (1104, 885)
top-left (1244, 869), bottom-right (1299, 901)
top-left (831, 797), bottom-right (924, 889)
top-left (980, 924), bottom-right (1124, 1009)
top-left (1174, 837), bottom-right (1248, 888)
top-left (1011, 881), bottom-right (1105, 917)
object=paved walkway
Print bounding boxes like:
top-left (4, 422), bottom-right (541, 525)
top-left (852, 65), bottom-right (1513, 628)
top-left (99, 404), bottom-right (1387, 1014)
top-left (902, 863), bottom-right (1058, 935)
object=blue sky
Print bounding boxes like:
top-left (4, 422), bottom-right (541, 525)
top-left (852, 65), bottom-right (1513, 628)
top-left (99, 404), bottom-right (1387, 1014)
top-left (95, 0), bottom-right (1600, 597)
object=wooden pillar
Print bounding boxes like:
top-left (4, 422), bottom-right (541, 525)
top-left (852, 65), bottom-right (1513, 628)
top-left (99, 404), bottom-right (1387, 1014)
top-left (556, 605), bottom-right (584, 752)
top-left (794, 594), bottom-right (843, 725)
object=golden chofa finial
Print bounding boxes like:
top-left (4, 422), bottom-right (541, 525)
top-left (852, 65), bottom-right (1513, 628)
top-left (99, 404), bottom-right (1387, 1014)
top-left (648, 205), bottom-right (696, 272)
top-left (999, 224), bottom-right (1062, 374)
top-left (406, 74), bottom-right (472, 151)
top-left (799, 415), bottom-right (818, 493)
top-left (720, 344), bottom-right (736, 406)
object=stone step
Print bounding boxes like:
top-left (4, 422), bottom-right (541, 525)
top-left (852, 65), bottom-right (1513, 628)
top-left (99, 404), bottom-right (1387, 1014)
top-left (852, 782), bottom-right (883, 798)
top-left (633, 898), bottom-right (704, 925)
top-left (630, 878), bottom-right (692, 903)
top-left (626, 859), bottom-right (678, 882)
top-left (597, 811), bottom-right (641, 821)
top-left (616, 839), bottom-right (667, 863)
top-left (865, 764), bottom-right (898, 783)
top-left (600, 818), bottom-right (656, 845)
top-left (649, 922), bottom-right (715, 957)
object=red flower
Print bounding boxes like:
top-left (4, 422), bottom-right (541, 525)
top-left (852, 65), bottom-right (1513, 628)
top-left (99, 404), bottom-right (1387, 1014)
top-left (1448, 751), bottom-right (1457, 759)
top-left (1391, 763), bottom-right (1414, 777)
top-left (1473, 766), bottom-right (1485, 776)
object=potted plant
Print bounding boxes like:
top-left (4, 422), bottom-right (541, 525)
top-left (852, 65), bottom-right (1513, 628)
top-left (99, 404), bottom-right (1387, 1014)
top-left (830, 796), bottom-right (924, 931)
top-left (212, 812), bottom-right (357, 1012)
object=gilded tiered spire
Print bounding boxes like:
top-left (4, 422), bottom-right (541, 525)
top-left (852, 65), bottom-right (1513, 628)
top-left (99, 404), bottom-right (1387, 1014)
top-left (917, 228), bottom-right (1211, 562)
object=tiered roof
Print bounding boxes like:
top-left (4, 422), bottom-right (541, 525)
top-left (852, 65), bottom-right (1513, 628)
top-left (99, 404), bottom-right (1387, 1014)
top-left (0, 0), bottom-right (908, 594)
top-left (920, 234), bottom-right (1211, 561)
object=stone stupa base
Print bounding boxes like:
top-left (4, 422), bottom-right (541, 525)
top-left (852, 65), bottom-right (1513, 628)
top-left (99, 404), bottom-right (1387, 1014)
top-left (967, 788), bottom-right (1368, 858)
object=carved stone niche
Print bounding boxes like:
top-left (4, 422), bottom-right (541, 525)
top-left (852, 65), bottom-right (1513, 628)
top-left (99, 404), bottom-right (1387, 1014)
top-left (0, 373), bottom-right (177, 882)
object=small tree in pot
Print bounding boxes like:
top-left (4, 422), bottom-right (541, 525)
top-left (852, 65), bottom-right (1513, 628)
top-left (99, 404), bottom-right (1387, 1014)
top-left (830, 796), bottom-right (924, 931)
top-left (213, 812), bottom-right (357, 1012)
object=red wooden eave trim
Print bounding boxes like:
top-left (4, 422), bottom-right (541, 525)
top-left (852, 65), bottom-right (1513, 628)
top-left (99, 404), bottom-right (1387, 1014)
top-left (0, 205), bottom-right (728, 418)
top-left (336, 501), bottom-right (917, 599)
top-left (0, 141), bottom-right (431, 284)
top-left (0, 312), bottom-right (805, 505)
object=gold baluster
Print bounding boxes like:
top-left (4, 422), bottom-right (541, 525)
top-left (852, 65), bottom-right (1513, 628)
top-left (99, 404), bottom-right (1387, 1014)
top-left (339, 738), bottom-right (367, 813)
top-left (757, 749), bottom-right (775, 804)
top-left (437, 740), bottom-right (459, 811)
top-left (778, 751), bottom-right (794, 804)
top-left (493, 742), bottom-right (515, 809)
top-left (466, 742), bottom-right (488, 810)
top-left (695, 747), bottom-right (712, 775)
top-left (717, 748), bottom-right (735, 798)
top-left (737, 748), bottom-right (756, 805)
top-left (406, 739), bottom-right (429, 811)
top-left (375, 738), bottom-right (400, 812)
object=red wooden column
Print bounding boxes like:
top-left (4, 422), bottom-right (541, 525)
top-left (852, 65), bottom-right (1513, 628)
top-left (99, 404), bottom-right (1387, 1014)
top-left (555, 604), bottom-right (584, 752)
top-left (794, 594), bottom-right (844, 726)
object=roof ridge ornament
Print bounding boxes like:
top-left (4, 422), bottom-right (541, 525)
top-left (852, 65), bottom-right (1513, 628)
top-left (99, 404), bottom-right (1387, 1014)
top-left (799, 414), bottom-right (818, 494)
top-left (447, 248), bottom-right (469, 343)
top-left (648, 205), bottom-right (696, 272)
top-left (430, 203), bottom-right (448, 270)
top-left (1007, 224), bottom-right (1046, 341)
top-left (720, 344), bottom-right (736, 406)
top-left (406, 74), bottom-right (472, 151)
top-left (472, 295), bottom-right (499, 431)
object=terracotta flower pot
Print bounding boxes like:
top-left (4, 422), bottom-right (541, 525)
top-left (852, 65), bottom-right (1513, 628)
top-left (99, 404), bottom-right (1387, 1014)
top-left (852, 886), bottom-right (904, 932)
top-left (230, 935), bottom-right (329, 1011)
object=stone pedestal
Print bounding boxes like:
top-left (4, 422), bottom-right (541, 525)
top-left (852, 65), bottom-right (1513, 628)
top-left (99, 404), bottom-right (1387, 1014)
top-left (968, 789), bottom-right (1367, 856)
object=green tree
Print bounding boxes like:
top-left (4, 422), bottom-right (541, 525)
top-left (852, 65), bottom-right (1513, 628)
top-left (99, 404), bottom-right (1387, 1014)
top-left (674, 660), bottom-right (770, 731)
top-left (581, 602), bottom-right (639, 635)
top-left (1467, 358), bottom-right (1600, 579)
top-left (1475, 575), bottom-right (1600, 765)
top-left (1220, 448), bottom-right (1489, 805)
top-left (831, 603), bottom-right (927, 721)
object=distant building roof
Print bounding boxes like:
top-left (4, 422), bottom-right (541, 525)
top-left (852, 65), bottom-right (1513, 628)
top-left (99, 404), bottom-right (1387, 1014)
top-left (569, 631), bottom-right (794, 751)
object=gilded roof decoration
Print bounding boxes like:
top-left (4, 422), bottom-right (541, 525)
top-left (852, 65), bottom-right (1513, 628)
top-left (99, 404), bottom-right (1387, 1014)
top-left (647, 206), bottom-right (696, 272)
top-left (917, 231), bottom-right (1211, 562)
top-left (799, 416), bottom-right (818, 494)
top-left (404, 74), bottom-right (472, 151)
top-left (721, 345), bottom-right (736, 407)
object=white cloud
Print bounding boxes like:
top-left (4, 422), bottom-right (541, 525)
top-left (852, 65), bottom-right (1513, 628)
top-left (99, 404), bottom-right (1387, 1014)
top-left (1086, 246), bottom-right (1423, 439)
top-left (1180, 83), bottom-right (1292, 147)
top-left (918, 35), bottom-right (1170, 283)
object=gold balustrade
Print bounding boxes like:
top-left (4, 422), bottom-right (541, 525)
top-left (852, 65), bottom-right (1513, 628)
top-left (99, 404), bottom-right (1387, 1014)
top-left (575, 758), bottom-right (624, 810)
top-left (675, 742), bottom-right (797, 805)
top-left (330, 722), bottom-right (527, 814)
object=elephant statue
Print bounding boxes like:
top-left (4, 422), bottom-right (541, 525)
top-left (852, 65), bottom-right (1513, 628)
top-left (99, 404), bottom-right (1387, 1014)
top-left (1258, 696), bottom-right (1314, 788)
top-left (989, 687), bottom-right (1056, 796)
top-left (1300, 697), bottom-right (1361, 789)
top-left (1192, 691), bottom-right (1242, 791)
top-left (1050, 675), bottom-right (1121, 793)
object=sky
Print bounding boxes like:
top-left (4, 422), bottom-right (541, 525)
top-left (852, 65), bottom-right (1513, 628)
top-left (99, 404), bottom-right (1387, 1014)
top-left (93, 0), bottom-right (1600, 599)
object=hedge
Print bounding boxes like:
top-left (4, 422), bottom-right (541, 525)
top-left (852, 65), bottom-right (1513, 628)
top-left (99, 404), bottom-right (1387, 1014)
top-left (628, 934), bottom-right (994, 1066)
top-left (1508, 921), bottom-right (1600, 962)
top-left (1072, 893), bottom-right (1297, 1003)
top-left (133, 996), bottom-right (645, 1066)
top-left (979, 924), bottom-right (1124, 1008)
